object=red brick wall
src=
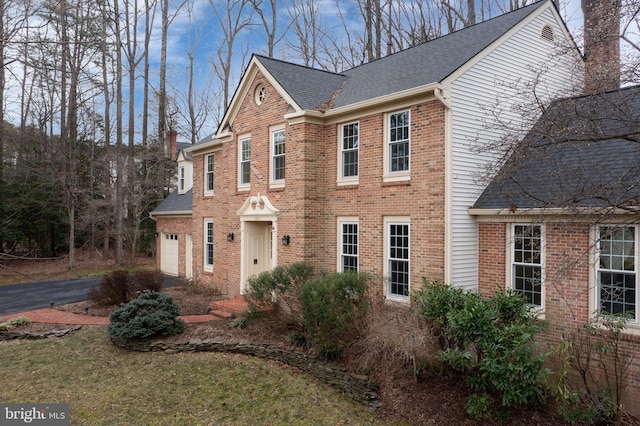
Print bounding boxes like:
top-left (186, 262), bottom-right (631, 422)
top-left (478, 221), bottom-right (640, 414)
top-left (189, 69), bottom-right (447, 298)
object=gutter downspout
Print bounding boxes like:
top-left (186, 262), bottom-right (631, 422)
top-left (435, 86), bottom-right (454, 285)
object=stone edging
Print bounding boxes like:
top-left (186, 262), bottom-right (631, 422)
top-left (0, 326), bottom-right (83, 340)
top-left (113, 337), bottom-right (381, 410)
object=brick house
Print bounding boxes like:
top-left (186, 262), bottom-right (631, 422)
top-left (472, 84), bottom-right (640, 410)
top-left (152, 0), bottom-right (580, 299)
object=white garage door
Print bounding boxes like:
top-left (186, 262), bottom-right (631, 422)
top-left (162, 233), bottom-right (179, 276)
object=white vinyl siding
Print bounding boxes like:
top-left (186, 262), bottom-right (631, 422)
top-left (177, 159), bottom-right (193, 194)
top-left (448, 7), bottom-right (580, 290)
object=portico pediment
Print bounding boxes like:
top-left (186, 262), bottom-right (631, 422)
top-left (237, 193), bottom-right (280, 219)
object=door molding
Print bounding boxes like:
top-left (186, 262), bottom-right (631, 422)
top-left (237, 194), bottom-right (280, 293)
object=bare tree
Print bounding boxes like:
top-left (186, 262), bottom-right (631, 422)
top-left (208, 0), bottom-right (253, 111)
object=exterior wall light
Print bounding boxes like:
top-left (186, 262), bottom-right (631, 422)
top-left (281, 235), bottom-right (290, 246)
top-left (227, 233), bottom-right (234, 242)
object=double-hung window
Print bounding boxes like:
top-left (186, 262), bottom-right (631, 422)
top-left (339, 219), bottom-right (358, 272)
top-left (511, 224), bottom-right (543, 307)
top-left (271, 126), bottom-right (285, 187)
top-left (597, 225), bottom-right (637, 320)
top-left (179, 166), bottom-right (185, 192)
top-left (205, 154), bottom-right (214, 195)
top-left (386, 218), bottom-right (410, 299)
top-left (340, 122), bottom-right (359, 182)
top-left (386, 110), bottom-right (410, 178)
top-left (239, 137), bottom-right (251, 189)
top-left (204, 220), bottom-right (214, 272)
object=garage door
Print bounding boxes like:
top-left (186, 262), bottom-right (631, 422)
top-left (161, 233), bottom-right (179, 276)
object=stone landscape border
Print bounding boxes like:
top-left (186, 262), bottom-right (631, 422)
top-left (114, 337), bottom-right (381, 409)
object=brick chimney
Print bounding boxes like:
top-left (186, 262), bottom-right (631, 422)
top-left (166, 129), bottom-right (178, 161)
top-left (581, 0), bottom-right (621, 93)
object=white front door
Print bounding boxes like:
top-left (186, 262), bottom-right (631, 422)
top-left (241, 221), bottom-right (272, 293)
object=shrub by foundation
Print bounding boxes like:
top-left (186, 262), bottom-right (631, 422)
top-left (108, 292), bottom-right (185, 340)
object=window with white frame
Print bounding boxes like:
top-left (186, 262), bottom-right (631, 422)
top-left (204, 220), bottom-right (214, 271)
top-left (205, 154), bottom-right (214, 194)
top-left (597, 225), bottom-right (637, 321)
top-left (179, 166), bottom-right (185, 191)
top-left (340, 122), bottom-right (359, 180)
top-left (239, 137), bottom-right (251, 188)
top-left (339, 219), bottom-right (358, 272)
top-left (512, 224), bottom-right (543, 307)
top-left (386, 218), bottom-right (410, 298)
top-left (271, 128), bottom-right (285, 184)
top-left (388, 110), bottom-right (410, 174)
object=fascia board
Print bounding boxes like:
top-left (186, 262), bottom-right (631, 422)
top-left (217, 56), bottom-right (303, 137)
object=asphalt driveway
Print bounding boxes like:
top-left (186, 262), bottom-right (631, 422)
top-left (0, 276), bottom-right (179, 316)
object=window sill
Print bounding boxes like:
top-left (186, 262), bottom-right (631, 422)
top-left (381, 179), bottom-right (411, 187)
top-left (384, 295), bottom-right (410, 305)
top-left (269, 181), bottom-right (285, 190)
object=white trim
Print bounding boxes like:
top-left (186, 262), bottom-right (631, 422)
top-left (269, 124), bottom-right (286, 189)
top-left (237, 133), bottom-right (251, 191)
top-left (337, 121), bottom-right (360, 186)
top-left (337, 217), bottom-right (359, 272)
top-left (383, 109), bottom-right (411, 183)
top-left (204, 219), bottom-right (214, 272)
top-left (507, 223), bottom-right (546, 315)
top-left (204, 153), bottom-right (214, 196)
top-left (384, 216), bottom-right (411, 302)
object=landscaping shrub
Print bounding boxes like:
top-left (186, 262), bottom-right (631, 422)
top-left (89, 270), bottom-right (131, 306)
top-left (299, 271), bottom-right (371, 359)
top-left (555, 313), bottom-right (632, 423)
top-left (414, 281), bottom-right (549, 420)
top-left (246, 262), bottom-right (314, 328)
top-left (131, 270), bottom-right (164, 293)
top-left (89, 270), bottom-right (166, 306)
top-left (108, 292), bottom-right (185, 340)
top-left (0, 316), bottom-right (31, 331)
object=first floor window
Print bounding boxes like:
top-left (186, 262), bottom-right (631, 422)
top-left (597, 226), bottom-right (637, 320)
top-left (205, 220), bottom-right (214, 270)
top-left (387, 221), bottom-right (410, 297)
top-left (340, 221), bottom-right (358, 272)
top-left (205, 154), bottom-right (214, 193)
top-left (512, 224), bottom-right (543, 307)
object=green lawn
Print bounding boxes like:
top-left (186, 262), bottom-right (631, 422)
top-left (0, 327), bottom-right (394, 425)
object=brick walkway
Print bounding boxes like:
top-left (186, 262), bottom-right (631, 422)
top-left (1, 309), bottom-right (218, 325)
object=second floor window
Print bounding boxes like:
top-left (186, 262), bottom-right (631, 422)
top-left (388, 110), bottom-right (410, 173)
top-left (272, 129), bottom-right (285, 182)
top-left (341, 122), bottom-right (359, 179)
top-left (240, 138), bottom-right (251, 186)
top-left (205, 154), bottom-right (214, 193)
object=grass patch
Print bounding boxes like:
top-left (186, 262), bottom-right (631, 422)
top-left (0, 327), bottom-right (395, 425)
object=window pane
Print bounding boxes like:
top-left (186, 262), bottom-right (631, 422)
top-left (206, 155), bottom-right (214, 191)
top-left (598, 226), bottom-right (637, 320)
top-left (341, 223), bottom-right (358, 272)
top-left (273, 130), bottom-right (285, 181)
top-left (240, 139), bottom-right (250, 184)
top-left (512, 225), bottom-right (542, 307)
top-left (389, 223), bottom-right (409, 296)
top-left (342, 123), bottom-right (359, 178)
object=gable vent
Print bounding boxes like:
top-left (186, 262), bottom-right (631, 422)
top-left (541, 24), bottom-right (555, 42)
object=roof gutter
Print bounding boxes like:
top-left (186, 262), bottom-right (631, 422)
top-left (469, 206), bottom-right (640, 217)
top-left (149, 210), bottom-right (193, 219)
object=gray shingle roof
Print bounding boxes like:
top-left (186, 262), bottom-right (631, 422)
top-left (255, 56), bottom-right (348, 110)
top-left (334, 1), bottom-right (546, 107)
top-left (151, 188), bottom-right (192, 215)
top-left (474, 85), bottom-right (640, 210)
top-left (256, 1), bottom-right (546, 110)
